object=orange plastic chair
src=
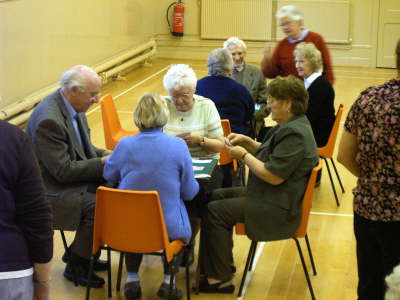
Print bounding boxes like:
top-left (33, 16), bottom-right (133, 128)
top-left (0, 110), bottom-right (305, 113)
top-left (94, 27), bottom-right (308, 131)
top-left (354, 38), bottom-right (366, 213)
top-left (100, 94), bottom-right (138, 150)
top-left (318, 104), bottom-right (345, 206)
top-left (219, 119), bottom-right (238, 170)
top-left (85, 187), bottom-right (191, 300)
top-left (235, 159), bottom-right (322, 300)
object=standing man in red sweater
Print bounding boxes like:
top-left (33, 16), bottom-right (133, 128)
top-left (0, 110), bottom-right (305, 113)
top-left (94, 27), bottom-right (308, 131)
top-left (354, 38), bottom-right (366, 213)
top-left (261, 5), bottom-right (335, 85)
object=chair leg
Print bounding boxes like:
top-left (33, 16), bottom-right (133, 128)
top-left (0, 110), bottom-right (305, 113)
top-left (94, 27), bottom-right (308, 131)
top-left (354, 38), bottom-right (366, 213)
top-left (107, 248), bottom-right (112, 298)
top-left (304, 234), bottom-right (317, 276)
top-left (169, 261), bottom-right (175, 298)
top-left (60, 230), bottom-right (69, 252)
top-left (59, 230), bottom-right (78, 286)
top-left (293, 238), bottom-right (316, 300)
top-left (238, 241), bottom-right (257, 297)
top-left (85, 255), bottom-right (95, 300)
top-left (248, 241), bottom-right (258, 271)
top-left (324, 158), bottom-right (340, 206)
top-left (185, 263), bottom-right (191, 300)
top-left (116, 252), bottom-right (124, 292)
top-left (330, 158), bottom-right (345, 193)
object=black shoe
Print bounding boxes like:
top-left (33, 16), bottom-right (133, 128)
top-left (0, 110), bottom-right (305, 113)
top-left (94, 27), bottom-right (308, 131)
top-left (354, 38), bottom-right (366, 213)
top-left (198, 278), bottom-right (234, 294)
top-left (157, 282), bottom-right (183, 300)
top-left (63, 262), bottom-right (105, 288)
top-left (231, 265), bottom-right (236, 274)
top-left (62, 251), bottom-right (108, 271)
top-left (124, 281), bottom-right (142, 300)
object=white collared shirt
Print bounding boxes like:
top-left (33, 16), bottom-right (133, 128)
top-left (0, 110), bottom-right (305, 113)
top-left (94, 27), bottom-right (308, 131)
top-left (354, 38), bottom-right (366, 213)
top-left (304, 71), bottom-right (322, 90)
top-left (288, 29), bottom-right (309, 43)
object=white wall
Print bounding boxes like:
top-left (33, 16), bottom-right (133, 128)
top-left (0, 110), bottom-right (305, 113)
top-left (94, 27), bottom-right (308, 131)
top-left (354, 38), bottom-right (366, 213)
top-left (0, 0), bottom-right (156, 108)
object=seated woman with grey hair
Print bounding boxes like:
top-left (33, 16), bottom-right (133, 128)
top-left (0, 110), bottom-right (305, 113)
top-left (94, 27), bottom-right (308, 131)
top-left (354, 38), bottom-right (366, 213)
top-left (103, 93), bottom-right (199, 300)
top-left (163, 64), bottom-right (225, 159)
top-left (262, 5), bottom-right (334, 84)
top-left (294, 42), bottom-right (335, 148)
top-left (294, 42), bottom-right (335, 186)
top-left (196, 48), bottom-right (255, 137)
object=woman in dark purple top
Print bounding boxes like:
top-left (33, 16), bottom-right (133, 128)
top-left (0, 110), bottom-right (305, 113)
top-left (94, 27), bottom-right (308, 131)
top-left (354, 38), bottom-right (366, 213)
top-left (0, 120), bottom-right (53, 300)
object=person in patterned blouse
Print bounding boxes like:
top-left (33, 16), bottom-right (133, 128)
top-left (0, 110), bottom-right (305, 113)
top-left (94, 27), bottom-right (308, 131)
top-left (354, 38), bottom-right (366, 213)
top-left (337, 39), bottom-right (400, 300)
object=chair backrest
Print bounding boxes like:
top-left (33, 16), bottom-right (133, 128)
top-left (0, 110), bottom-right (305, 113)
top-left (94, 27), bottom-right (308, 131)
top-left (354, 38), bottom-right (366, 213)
top-left (295, 159), bottom-right (323, 238)
top-left (219, 119), bottom-right (235, 166)
top-left (235, 159), bottom-right (322, 237)
top-left (318, 104), bottom-right (344, 158)
top-left (100, 94), bottom-right (122, 150)
top-left (93, 186), bottom-right (183, 262)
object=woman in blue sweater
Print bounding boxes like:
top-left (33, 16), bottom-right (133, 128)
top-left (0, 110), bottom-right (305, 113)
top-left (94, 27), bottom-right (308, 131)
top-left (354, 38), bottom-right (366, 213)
top-left (103, 93), bottom-right (199, 300)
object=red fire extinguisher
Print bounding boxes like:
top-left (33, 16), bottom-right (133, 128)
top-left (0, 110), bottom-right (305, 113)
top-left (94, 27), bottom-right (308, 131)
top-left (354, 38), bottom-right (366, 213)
top-left (167, 0), bottom-right (185, 37)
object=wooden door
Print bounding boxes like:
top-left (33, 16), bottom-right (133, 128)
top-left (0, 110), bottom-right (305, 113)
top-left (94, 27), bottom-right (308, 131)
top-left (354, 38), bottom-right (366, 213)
top-left (377, 0), bottom-right (400, 68)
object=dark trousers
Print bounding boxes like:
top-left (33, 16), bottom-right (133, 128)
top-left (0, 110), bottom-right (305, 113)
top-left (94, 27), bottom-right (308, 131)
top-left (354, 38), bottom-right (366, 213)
top-left (200, 187), bottom-right (246, 281)
top-left (125, 251), bottom-right (183, 275)
top-left (71, 191), bottom-right (96, 260)
top-left (354, 213), bottom-right (400, 300)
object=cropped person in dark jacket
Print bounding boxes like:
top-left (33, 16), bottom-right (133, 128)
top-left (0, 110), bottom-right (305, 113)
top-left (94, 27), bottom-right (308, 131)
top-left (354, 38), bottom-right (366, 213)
top-left (0, 120), bottom-right (53, 300)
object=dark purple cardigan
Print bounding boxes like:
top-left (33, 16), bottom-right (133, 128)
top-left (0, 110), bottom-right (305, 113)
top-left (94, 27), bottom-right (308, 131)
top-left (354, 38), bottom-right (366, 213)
top-left (0, 120), bottom-right (53, 272)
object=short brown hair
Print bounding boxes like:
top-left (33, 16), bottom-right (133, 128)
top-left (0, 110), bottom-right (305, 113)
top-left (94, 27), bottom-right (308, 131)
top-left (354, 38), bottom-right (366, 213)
top-left (267, 76), bottom-right (309, 115)
top-left (134, 93), bottom-right (169, 131)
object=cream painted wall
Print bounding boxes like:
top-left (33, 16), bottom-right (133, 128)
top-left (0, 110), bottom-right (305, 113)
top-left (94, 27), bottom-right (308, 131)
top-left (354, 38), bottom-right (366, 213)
top-left (0, 0), bottom-right (156, 108)
top-left (0, 0), bottom-right (385, 109)
top-left (155, 0), bottom-right (380, 69)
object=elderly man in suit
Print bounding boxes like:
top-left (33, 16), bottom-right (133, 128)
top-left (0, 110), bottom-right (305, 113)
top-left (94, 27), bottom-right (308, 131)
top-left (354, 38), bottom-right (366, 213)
top-left (27, 65), bottom-right (111, 288)
top-left (223, 37), bottom-right (267, 105)
top-left (223, 37), bottom-right (269, 139)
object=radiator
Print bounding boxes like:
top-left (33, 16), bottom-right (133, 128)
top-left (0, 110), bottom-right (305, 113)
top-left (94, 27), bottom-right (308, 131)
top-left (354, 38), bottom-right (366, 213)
top-left (200, 0), bottom-right (273, 41)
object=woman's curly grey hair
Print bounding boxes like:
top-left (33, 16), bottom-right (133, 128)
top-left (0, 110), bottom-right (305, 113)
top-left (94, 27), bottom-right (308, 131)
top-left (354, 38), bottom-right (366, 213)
top-left (163, 64), bottom-right (197, 92)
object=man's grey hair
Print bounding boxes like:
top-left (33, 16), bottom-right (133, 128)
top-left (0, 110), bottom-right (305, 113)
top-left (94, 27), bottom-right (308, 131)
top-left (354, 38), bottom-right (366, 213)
top-left (207, 48), bottom-right (234, 77)
top-left (60, 65), bottom-right (99, 91)
top-left (163, 64), bottom-right (197, 92)
top-left (223, 37), bottom-right (247, 51)
top-left (276, 5), bottom-right (304, 24)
